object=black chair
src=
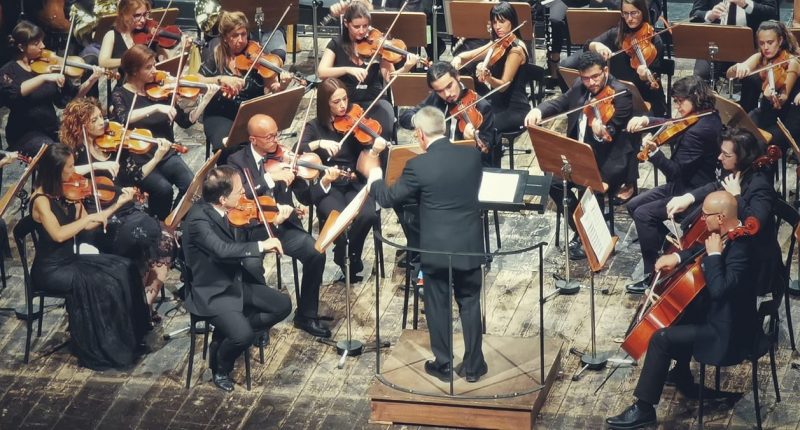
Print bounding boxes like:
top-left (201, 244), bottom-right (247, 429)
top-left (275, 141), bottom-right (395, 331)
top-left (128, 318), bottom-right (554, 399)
top-left (14, 214), bottom-right (67, 364)
top-left (773, 198), bottom-right (797, 350)
top-left (497, 63), bottom-right (544, 170)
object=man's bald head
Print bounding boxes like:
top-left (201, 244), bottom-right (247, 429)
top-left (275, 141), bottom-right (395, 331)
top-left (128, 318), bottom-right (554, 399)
top-left (702, 190), bottom-right (739, 232)
top-left (247, 114), bottom-right (277, 136)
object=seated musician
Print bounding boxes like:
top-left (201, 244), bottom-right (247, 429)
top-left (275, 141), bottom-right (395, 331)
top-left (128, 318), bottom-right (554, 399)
top-left (524, 51), bottom-right (634, 260)
top-left (666, 127), bottom-right (781, 294)
top-left (200, 11), bottom-right (295, 155)
top-left (299, 77), bottom-right (386, 282)
top-left (110, 44), bottom-right (216, 221)
top-left (366, 107), bottom-right (487, 383)
top-left (451, 2), bottom-right (531, 140)
top-left (182, 166), bottom-right (291, 392)
top-left (228, 114), bottom-right (333, 339)
top-left (59, 97), bottom-right (176, 322)
top-left (99, 0), bottom-right (156, 81)
top-left (606, 190), bottom-right (758, 429)
top-left (399, 61), bottom-right (496, 165)
top-left (728, 21), bottom-right (800, 155)
top-left (624, 75), bottom-right (722, 293)
top-left (0, 21), bottom-right (102, 156)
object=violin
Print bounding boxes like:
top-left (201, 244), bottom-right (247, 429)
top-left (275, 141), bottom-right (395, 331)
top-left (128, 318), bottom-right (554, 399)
top-left (95, 121), bottom-right (189, 155)
top-left (583, 85), bottom-right (616, 142)
top-left (0, 150), bottom-right (31, 165)
top-left (133, 19), bottom-right (182, 49)
top-left (145, 70), bottom-right (221, 100)
top-left (332, 104), bottom-right (383, 145)
top-left (484, 33), bottom-right (518, 68)
top-left (355, 28), bottom-right (430, 67)
top-left (227, 195), bottom-right (280, 227)
top-left (621, 23), bottom-right (659, 89)
top-left (264, 146), bottom-right (356, 181)
top-left (449, 89), bottom-right (484, 135)
top-left (29, 49), bottom-right (119, 80)
top-left (621, 216), bottom-right (760, 360)
top-left (759, 50), bottom-right (790, 109)
top-left (62, 172), bottom-right (116, 204)
top-left (234, 41), bottom-right (307, 84)
top-left (636, 112), bottom-right (712, 162)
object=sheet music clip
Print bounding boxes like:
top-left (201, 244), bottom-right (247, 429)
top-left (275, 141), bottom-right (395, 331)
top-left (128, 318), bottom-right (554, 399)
top-left (355, 84), bottom-right (368, 90)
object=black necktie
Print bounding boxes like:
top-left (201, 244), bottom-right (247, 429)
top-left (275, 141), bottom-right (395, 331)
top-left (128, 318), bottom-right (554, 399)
top-left (726, 2), bottom-right (737, 25)
top-left (258, 156), bottom-right (268, 174)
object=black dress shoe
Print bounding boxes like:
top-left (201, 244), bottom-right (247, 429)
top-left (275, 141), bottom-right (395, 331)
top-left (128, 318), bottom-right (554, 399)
top-left (455, 361), bottom-right (488, 383)
top-left (625, 276), bottom-right (652, 295)
top-left (568, 237), bottom-right (587, 260)
top-left (252, 331), bottom-right (270, 348)
top-left (424, 360), bottom-right (453, 382)
top-left (606, 403), bottom-right (656, 429)
top-left (294, 316), bottom-right (332, 338)
top-left (212, 372), bottom-right (234, 392)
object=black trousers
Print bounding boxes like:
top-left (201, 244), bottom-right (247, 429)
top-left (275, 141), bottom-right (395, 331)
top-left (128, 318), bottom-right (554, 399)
top-left (749, 99), bottom-right (800, 154)
top-left (634, 324), bottom-right (699, 405)
top-left (316, 183), bottom-right (378, 268)
top-left (211, 282), bottom-right (291, 374)
top-left (423, 266), bottom-right (484, 372)
top-left (627, 182), bottom-right (678, 275)
top-left (549, 182), bottom-right (607, 233)
top-left (140, 154), bottom-right (193, 221)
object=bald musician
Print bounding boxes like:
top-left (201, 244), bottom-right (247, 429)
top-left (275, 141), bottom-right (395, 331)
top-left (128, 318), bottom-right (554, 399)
top-left (606, 190), bottom-right (758, 429)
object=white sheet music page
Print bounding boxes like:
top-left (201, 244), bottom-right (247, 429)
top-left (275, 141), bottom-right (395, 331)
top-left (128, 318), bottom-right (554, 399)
top-left (479, 171), bottom-right (519, 203)
top-left (578, 189), bottom-right (613, 263)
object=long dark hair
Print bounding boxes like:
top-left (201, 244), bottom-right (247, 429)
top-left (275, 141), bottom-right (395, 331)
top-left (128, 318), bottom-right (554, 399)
top-left (317, 77), bottom-right (349, 132)
top-left (489, 2), bottom-right (522, 39)
top-left (756, 20), bottom-right (800, 57)
top-left (341, 2), bottom-right (371, 62)
top-left (721, 127), bottom-right (764, 175)
top-left (35, 144), bottom-right (73, 198)
top-left (672, 76), bottom-right (716, 112)
top-left (615, 0), bottom-right (653, 48)
top-left (9, 21), bottom-right (44, 58)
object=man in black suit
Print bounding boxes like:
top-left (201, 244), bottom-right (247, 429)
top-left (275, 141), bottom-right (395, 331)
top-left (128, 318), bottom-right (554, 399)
top-left (606, 190), bottom-right (758, 429)
top-left (182, 166), bottom-right (292, 392)
top-left (228, 114), bottom-right (336, 339)
top-left (624, 76), bottom-right (723, 293)
top-left (366, 106), bottom-right (488, 383)
top-left (524, 51), bottom-right (634, 260)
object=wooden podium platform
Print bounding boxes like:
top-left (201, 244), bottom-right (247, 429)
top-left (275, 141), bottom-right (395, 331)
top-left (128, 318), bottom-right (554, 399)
top-left (368, 330), bottom-right (563, 429)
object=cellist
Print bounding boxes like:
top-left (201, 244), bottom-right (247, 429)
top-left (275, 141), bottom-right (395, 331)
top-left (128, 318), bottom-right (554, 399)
top-left (606, 190), bottom-right (758, 429)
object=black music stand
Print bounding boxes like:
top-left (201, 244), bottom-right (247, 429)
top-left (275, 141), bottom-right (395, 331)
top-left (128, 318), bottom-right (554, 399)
top-left (528, 125), bottom-right (607, 296)
top-left (565, 9), bottom-right (619, 46)
top-left (446, 1), bottom-right (534, 41)
top-left (391, 73), bottom-right (475, 107)
top-left (224, 87), bottom-right (305, 151)
top-left (672, 24), bottom-right (754, 89)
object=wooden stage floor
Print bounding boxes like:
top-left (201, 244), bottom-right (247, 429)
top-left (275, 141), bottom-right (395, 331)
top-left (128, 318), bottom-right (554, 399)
top-left (2, 43), bottom-right (800, 430)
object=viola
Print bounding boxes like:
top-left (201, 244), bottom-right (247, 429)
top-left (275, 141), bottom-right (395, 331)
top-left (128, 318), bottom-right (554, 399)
top-left (332, 104), bottom-right (383, 145)
top-left (145, 70), bottom-right (221, 100)
top-left (264, 146), bottom-right (356, 181)
top-left (62, 172), bottom-right (116, 204)
top-left (355, 28), bottom-right (430, 67)
top-left (621, 216), bottom-right (760, 360)
top-left (636, 112), bottom-right (708, 162)
top-left (234, 41), bottom-right (307, 84)
top-left (95, 121), bottom-right (189, 155)
top-left (621, 23), bottom-right (659, 89)
top-left (227, 195), bottom-right (280, 227)
top-left (30, 49), bottom-right (119, 80)
top-left (583, 85), bottom-right (616, 142)
top-left (759, 50), bottom-right (790, 109)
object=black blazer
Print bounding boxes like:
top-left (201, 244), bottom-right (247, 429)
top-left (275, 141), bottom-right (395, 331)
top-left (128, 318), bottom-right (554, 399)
top-left (181, 201), bottom-right (263, 317)
top-left (227, 144), bottom-right (317, 232)
top-left (536, 74), bottom-right (634, 185)
top-left (678, 236), bottom-right (757, 366)
top-left (647, 113), bottom-right (722, 191)
top-left (370, 138), bottom-right (484, 271)
top-left (690, 0), bottom-right (778, 42)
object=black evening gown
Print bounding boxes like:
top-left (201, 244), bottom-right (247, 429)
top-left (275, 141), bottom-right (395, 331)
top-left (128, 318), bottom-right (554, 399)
top-left (30, 194), bottom-right (150, 369)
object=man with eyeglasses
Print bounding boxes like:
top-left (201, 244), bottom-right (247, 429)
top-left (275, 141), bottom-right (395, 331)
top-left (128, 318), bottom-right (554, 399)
top-left (524, 51), bottom-right (634, 260)
top-left (622, 75), bottom-right (723, 294)
top-left (228, 114), bottom-right (339, 339)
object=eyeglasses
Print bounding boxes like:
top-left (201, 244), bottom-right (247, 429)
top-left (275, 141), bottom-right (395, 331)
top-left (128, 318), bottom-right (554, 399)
top-left (621, 10), bottom-right (642, 18)
top-left (580, 72), bottom-right (605, 82)
top-left (701, 211), bottom-right (721, 220)
top-left (132, 12), bottom-right (149, 20)
top-left (719, 151), bottom-right (735, 159)
top-left (252, 133), bottom-right (278, 142)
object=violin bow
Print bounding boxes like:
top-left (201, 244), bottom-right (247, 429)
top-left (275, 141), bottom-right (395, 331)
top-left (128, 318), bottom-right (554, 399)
top-left (82, 126), bottom-right (106, 233)
top-left (148, 0), bottom-right (174, 50)
top-left (733, 53), bottom-right (800, 80)
top-left (60, 9), bottom-right (77, 77)
top-left (360, 0), bottom-right (408, 77)
top-left (631, 110), bottom-right (714, 133)
top-left (458, 21), bottom-right (527, 71)
top-left (242, 167), bottom-right (278, 242)
top-left (241, 4), bottom-right (293, 83)
top-left (115, 93), bottom-right (138, 167)
top-left (290, 89), bottom-right (317, 172)
top-left (167, 38), bottom-right (188, 125)
top-left (443, 81), bottom-right (510, 122)
top-left (538, 89), bottom-right (628, 125)
top-left (335, 74), bottom-right (399, 150)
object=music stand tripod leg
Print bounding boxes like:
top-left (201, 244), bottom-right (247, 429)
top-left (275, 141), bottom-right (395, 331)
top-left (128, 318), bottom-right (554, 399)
top-left (570, 271), bottom-right (608, 380)
top-left (554, 162), bottom-right (582, 295)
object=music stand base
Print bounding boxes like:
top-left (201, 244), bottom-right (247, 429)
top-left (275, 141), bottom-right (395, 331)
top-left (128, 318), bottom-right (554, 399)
top-left (789, 280), bottom-right (800, 297)
top-left (336, 339), bottom-right (364, 356)
top-left (554, 279), bottom-right (582, 295)
top-left (580, 354), bottom-right (608, 370)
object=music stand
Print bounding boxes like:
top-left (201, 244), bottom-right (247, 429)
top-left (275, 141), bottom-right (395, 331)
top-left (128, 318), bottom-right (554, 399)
top-left (446, 1), bottom-right (533, 41)
top-left (155, 52), bottom-right (190, 76)
top-left (569, 187), bottom-right (619, 379)
top-left (565, 9), bottom-right (619, 46)
top-left (165, 150), bottom-right (222, 230)
top-left (714, 94), bottom-right (772, 144)
top-left (672, 24), bottom-right (754, 88)
top-left (0, 145), bottom-right (47, 219)
top-left (371, 12), bottom-right (428, 48)
top-left (559, 68), bottom-right (651, 114)
top-left (93, 8), bottom-right (179, 44)
top-left (528, 125), bottom-right (607, 296)
top-left (391, 73), bottom-right (475, 107)
top-left (219, 0), bottom-right (299, 33)
top-left (225, 87), bottom-right (305, 149)
top-left (383, 140), bottom-right (480, 186)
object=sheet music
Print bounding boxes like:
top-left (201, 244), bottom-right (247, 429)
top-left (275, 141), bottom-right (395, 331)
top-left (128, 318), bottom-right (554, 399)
top-left (479, 171), bottom-right (519, 203)
top-left (578, 190), bottom-right (613, 264)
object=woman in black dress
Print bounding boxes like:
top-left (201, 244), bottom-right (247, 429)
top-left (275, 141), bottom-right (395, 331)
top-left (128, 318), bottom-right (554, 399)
top-left (0, 21), bottom-right (101, 156)
top-left (110, 44), bottom-right (216, 220)
top-left (99, 0), bottom-right (172, 79)
top-left (59, 97), bottom-right (175, 319)
top-left (30, 144), bottom-right (150, 369)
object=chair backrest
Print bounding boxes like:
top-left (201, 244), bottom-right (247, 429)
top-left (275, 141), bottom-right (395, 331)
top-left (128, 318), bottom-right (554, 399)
top-left (773, 198), bottom-right (799, 277)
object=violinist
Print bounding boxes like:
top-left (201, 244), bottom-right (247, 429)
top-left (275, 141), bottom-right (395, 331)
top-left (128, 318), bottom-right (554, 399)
top-left (450, 2), bottom-right (530, 135)
top-left (109, 44), bottom-right (214, 220)
top-left (30, 143), bottom-right (150, 370)
top-left (624, 76), bottom-right (723, 294)
top-left (227, 114), bottom-right (332, 339)
top-left (59, 97), bottom-right (176, 321)
top-left (199, 11), bottom-right (293, 155)
top-left (607, 190), bottom-right (758, 429)
top-left (182, 166), bottom-right (290, 392)
top-left (299, 78), bottom-right (385, 281)
top-left (728, 21), bottom-right (800, 154)
top-left (399, 62), bottom-right (497, 166)
top-left (0, 21), bottom-right (102, 156)
top-left (317, 2), bottom-right (419, 140)
top-left (524, 52), bottom-right (634, 260)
